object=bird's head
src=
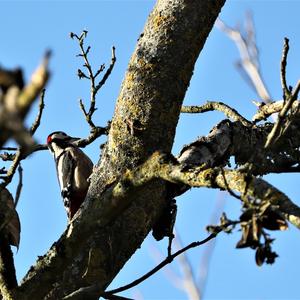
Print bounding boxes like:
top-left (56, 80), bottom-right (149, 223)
top-left (47, 131), bottom-right (80, 153)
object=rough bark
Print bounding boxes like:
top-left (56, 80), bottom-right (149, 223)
top-left (17, 1), bottom-right (226, 299)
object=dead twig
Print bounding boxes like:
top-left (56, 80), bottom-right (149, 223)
top-left (181, 101), bottom-right (252, 127)
top-left (103, 231), bottom-right (220, 299)
top-left (14, 164), bottom-right (23, 208)
top-left (280, 38), bottom-right (290, 100)
top-left (264, 38), bottom-right (300, 148)
top-left (0, 150), bottom-right (22, 187)
top-left (30, 89), bottom-right (45, 135)
top-left (216, 16), bottom-right (271, 103)
top-left (252, 100), bottom-right (300, 122)
top-left (71, 30), bottom-right (116, 130)
top-left (0, 147), bottom-right (17, 152)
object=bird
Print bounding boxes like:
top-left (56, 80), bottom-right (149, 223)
top-left (47, 131), bottom-right (93, 220)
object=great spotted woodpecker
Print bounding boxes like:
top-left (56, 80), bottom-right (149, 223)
top-left (47, 131), bottom-right (93, 220)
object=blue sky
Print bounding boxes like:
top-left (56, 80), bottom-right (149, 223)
top-left (2, 1), bottom-right (300, 299)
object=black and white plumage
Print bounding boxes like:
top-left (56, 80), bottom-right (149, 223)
top-left (47, 131), bottom-right (93, 220)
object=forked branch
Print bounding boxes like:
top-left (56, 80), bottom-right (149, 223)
top-left (71, 30), bottom-right (116, 130)
top-left (264, 38), bottom-right (300, 148)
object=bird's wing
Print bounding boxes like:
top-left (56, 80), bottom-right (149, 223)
top-left (57, 150), bottom-right (76, 199)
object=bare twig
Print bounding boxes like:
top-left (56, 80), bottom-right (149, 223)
top-left (0, 149), bottom-right (22, 187)
top-left (72, 30), bottom-right (98, 128)
top-left (95, 46), bottom-right (116, 94)
top-left (252, 100), bottom-right (300, 122)
top-left (71, 30), bottom-right (116, 129)
top-left (0, 148), bottom-right (17, 151)
top-left (148, 243), bottom-right (183, 290)
top-left (181, 101), bottom-right (252, 127)
top-left (244, 11), bottom-right (258, 67)
top-left (167, 234), bottom-right (174, 258)
top-left (0, 126), bottom-right (105, 171)
top-left (30, 89), bottom-right (45, 135)
top-left (280, 38), bottom-right (290, 100)
top-left (216, 17), bottom-right (271, 102)
top-left (75, 122), bottom-right (111, 148)
top-left (173, 229), bottom-right (201, 300)
top-left (197, 193), bottom-right (226, 297)
top-left (0, 152), bottom-right (15, 162)
top-left (103, 232), bottom-right (220, 298)
top-left (265, 39), bottom-right (300, 149)
top-left (14, 164), bottom-right (23, 208)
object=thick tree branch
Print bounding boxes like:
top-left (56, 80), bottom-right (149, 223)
top-left (113, 152), bottom-right (300, 229)
top-left (178, 118), bottom-right (300, 177)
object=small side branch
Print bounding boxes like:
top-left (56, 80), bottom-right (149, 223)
top-left (264, 38), bottom-right (300, 148)
top-left (181, 101), bottom-right (252, 127)
top-left (0, 150), bottom-right (22, 187)
top-left (30, 89), bottom-right (45, 135)
top-left (95, 46), bottom-right (116, 95)
top-left (264, 82), bottom-right (300, 148)
top-left (173, 230), bottom-right (201, 300)
top-left (252, 100), bottom-right (300, 122)
top-left (75, 122), bottom-right (110, 148)
top-left (280, 38), bottom-right (290, 100)
top-left (71, 30), bottom-right (116, 130)
top-left (216, 16), bottom-right (271, 102)
top-left (14, 165), bottom-right (23, 208)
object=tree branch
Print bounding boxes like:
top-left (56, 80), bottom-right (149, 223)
top-left (181, 101), bottom-right (252, 127)
top-left (216, 17), bottom-right (271, 102)
top-left (252, 100), bottom-right (299, 122)
top-left (71, 31), bottom-right (116, 130)
top-left (280, 38), bottom-right (290, 99)
top-left (30, 89), bottom-right (45, 135)
top-left (113, 152), bottom-right (300, 229)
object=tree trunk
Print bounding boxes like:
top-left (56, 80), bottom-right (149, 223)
top-left (18, 1), bottom-right (226, 298)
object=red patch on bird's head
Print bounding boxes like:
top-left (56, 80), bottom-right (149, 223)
top-left (47, 135), bottom-right (52, 144)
